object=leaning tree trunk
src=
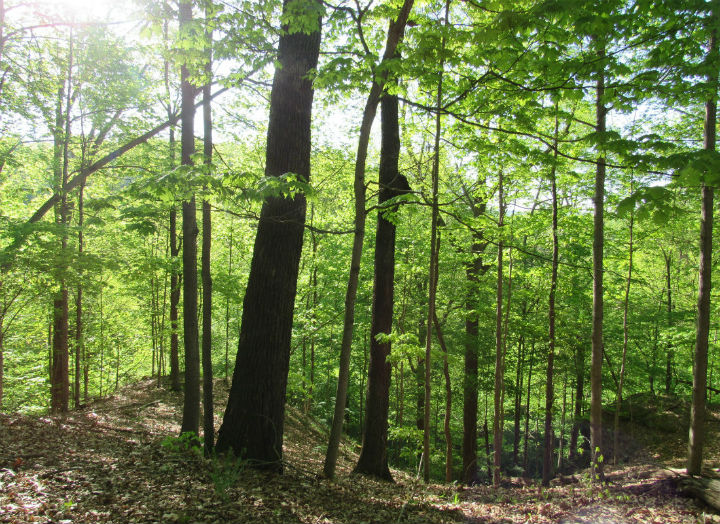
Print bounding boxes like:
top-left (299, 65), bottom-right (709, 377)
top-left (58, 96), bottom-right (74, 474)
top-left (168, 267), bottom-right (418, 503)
top-left (688, 18), bottom-right (717, 476)
top-left (216, 0), bottom-right (322, 470)
top-left (326, 0), bottom-right (414, 480)
top-left (179, 0), bottom-right (199, 437)
top-left (590, 37), bottom-right (607, 483)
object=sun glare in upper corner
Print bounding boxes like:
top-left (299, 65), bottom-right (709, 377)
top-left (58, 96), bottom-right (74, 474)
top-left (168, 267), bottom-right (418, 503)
top-left (47, 0), bottom-right (123, 23)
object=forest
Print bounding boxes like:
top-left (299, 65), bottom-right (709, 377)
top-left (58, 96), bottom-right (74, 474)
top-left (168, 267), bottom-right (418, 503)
top-left (2, 0), bottom-right (720, 521)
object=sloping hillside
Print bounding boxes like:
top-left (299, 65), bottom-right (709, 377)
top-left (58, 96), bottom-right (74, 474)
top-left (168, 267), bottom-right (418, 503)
top-left (0, 381), bottom-right (714, 523)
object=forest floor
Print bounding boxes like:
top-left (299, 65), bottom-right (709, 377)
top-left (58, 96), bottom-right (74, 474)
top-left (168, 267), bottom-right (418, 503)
top-left (1, 380), bottom-right (719, 523)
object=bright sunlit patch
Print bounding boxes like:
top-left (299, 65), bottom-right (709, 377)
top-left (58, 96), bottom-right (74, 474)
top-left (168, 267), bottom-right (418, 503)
top-left (46, 0), bottom-right (121, 22)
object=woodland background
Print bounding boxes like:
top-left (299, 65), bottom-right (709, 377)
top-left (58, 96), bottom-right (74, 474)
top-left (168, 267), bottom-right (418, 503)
top-left (1, 0), bottom-right (719, 492)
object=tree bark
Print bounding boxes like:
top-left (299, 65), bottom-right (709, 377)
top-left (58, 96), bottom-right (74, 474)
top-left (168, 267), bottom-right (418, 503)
top-left (688, 18), bottom-right (717, 476)
top-left (327, 0), bottom-right (414, 480)
top-left (433, 312), bottom-right (452, 482)
top-left (614, 204), bottom-right (633, 465)
top-left (347, 92), bottom-right (407, 480)
top-left (590, 37), bottom-right (606, 482)
top-left (201, 27), bottom-right (214, 455)
top-left (74, 181), bottom-right (85, 409)
top-left (663, 249), bottom-right (673, 394)
top-left (463, 187), bottom-right (486, 485)
top-left (493, 172), bottom-right (504, 487)
top-left (542, 109), bottom-right (560, 486)
top-left (216, 0), bottom-right (321, 470)
top-left (179, 0), bottom-right (199, 436)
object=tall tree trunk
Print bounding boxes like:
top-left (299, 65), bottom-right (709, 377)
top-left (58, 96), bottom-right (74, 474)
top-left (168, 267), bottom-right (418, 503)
top-left (590, 37), bottom-right (607, 482)
top-left (327, 0), bottom-right (414, 480)
top-left (569, 344), bottom-right (585, 464)
top-left (346, 92), bottom-right (407, 480)
top-left (51, 33), bottom-right (73, 414)
top-left (225, 225), bottom-right (233, 384)
top-left (513, 336), bottom-right (524, 467)
top-left (169, 207), bottom-right (181, 392)
top-left (542, 109), bottom-right (560, 486)
top-left (74, 181), bottom-right (85, 409)
top-left (663, 249), bottom-right (673, 394)
top-left (179, 0), bottom-right (200, 436)
top-left (164, 11), bottom-right (181, 393)
top-left (216, 0), bottom-right (322, 470)
top-left (201, 27), bottom-right (214, 455)
top-left (493, 172), bottom-right (505, 487)
top-left (422, 0), bottom-right (448, 484)
top-left (688, 18), bottom-right (717, 476)
top-left (433, 312), bottom-right (452, 482)
top-left (0, 316), bottom-right (4, 410)
top-left (463, 187), bottom-right (486, 484)
top-left (614, 203), bottom-right (634, 465)
top-left (523, 342), bottom-right (534, 475)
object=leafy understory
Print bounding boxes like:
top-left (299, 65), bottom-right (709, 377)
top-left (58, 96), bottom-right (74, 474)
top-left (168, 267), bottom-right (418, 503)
top-left (0, 379), bottom-right (714, 523)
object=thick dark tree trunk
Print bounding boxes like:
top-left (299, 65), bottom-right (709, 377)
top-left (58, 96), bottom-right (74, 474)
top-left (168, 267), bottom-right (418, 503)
top-left (51, 39), bottom-right (73, 414)
top-left (327, 0), bottom-right (415, 480)
top-left (590, 38), bottom-right (606, 482)
top-left (216, 0), bottom-right (321, 470)
top-left (462, 190), bottom-right (486, 484)
top-left (179, 0), bottom-right (199, 436)
top-left (688, 20), bottom-right (717, 476)
top-left (351, 93), bottom-right (408, 480)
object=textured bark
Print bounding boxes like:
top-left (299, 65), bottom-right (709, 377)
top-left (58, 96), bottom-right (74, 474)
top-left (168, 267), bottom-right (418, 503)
top-left (349, 93), bottom-right (408, 480)
top-left (179, 0), bottom-right (199, 436)
top-left (523, 343), bottom-right (534, 475)
top-left (329, 0), bottom-right (414, 480)
top-left (590, 39), bottom-right (606, 482)
top-left (463, 190), bottom-right (486, 484)
top-left (51, 40), bottom-right (73, 414)
top-left (688, 20), bottom-right (717, 475)
top-left (512, 337), bottom-right (524, 467)
top-left (216, 0), bottom-right (321, 470)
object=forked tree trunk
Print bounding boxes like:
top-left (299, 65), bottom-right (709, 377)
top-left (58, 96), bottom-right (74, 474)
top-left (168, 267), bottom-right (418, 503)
top-left (348, 92), bottom-right (407, 481)
top-left (217, 0), bottom-right (321, 470)
top-left (688, 17), bottom-right (717, 476)
top-left (327, 0), bottom-right (414, 480)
